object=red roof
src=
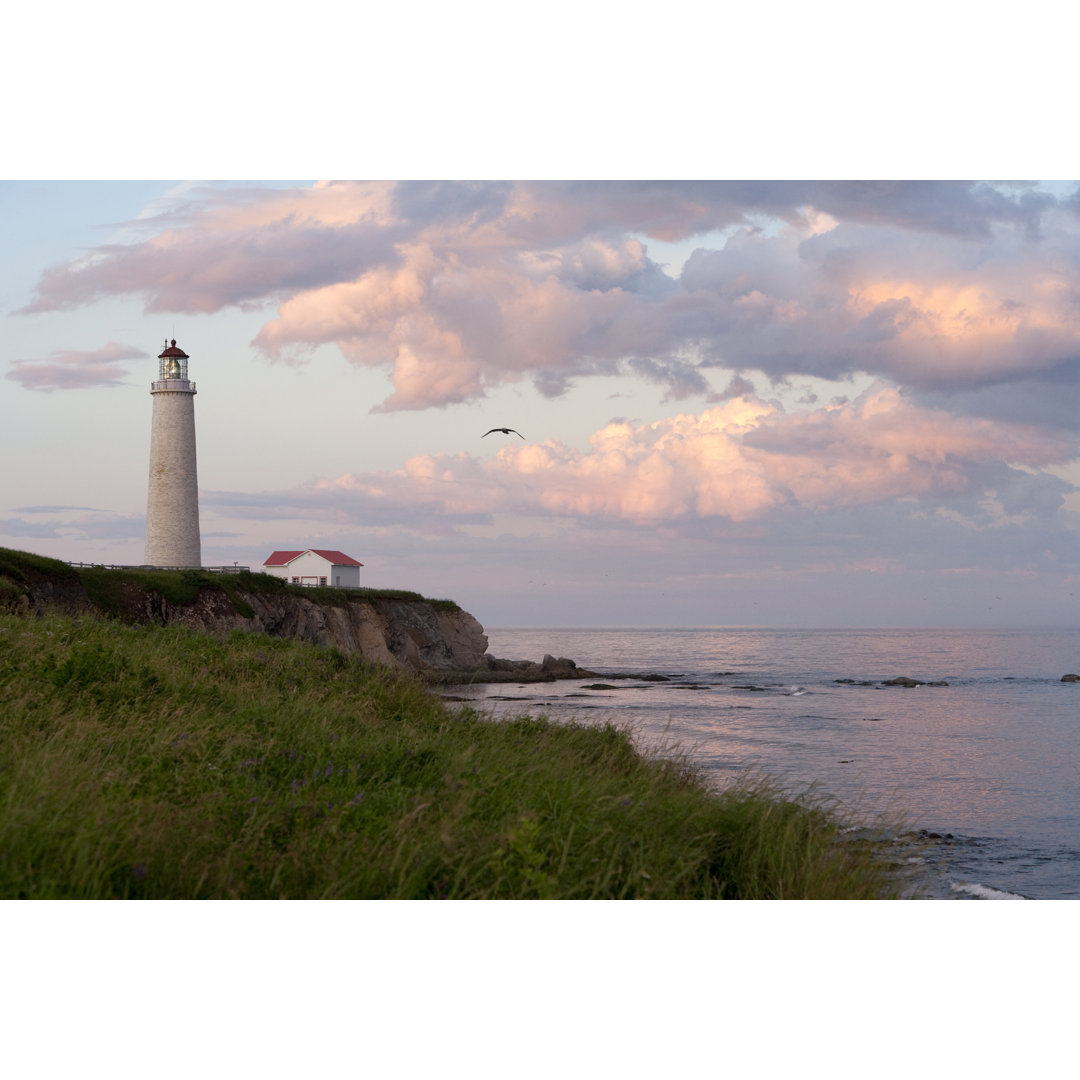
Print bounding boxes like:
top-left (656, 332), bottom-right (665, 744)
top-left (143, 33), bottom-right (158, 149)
top-left (263, 549), bottom-right (363, 568)
top-left (158, 338), bottom-right (189, 359)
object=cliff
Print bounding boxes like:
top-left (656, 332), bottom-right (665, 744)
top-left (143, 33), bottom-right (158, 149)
top-left (151, 587), bottom-right (492, 672)
top-left (0, 550), bottom-right (587, 681)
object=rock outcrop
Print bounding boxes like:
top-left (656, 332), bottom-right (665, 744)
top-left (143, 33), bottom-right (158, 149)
top-left (158, 588), bottom-right (492, 673)
top-left (881, 675), bottom-right (949, 687)
top-left (439, 653), bottom-right (599, 685)
top-left (2, 562), bottom-right (490, 675)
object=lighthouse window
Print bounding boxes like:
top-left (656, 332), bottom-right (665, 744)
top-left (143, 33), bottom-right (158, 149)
top-left (291, 576), bottom-right (300, 584)
top-left (320, 577), bottom-right (327, 586)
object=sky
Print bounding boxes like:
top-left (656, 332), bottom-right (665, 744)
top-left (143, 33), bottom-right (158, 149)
top-left (5, 178), bottom-right (1080, 629)
top-left (3, 2), bottom-right (1079, 631)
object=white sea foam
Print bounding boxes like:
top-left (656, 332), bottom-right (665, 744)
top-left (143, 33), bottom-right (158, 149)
top-left (950, 881), bottom-right (1026, 901)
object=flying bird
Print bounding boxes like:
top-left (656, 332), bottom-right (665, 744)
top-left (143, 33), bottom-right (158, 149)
top-left (482, 427), bottom-right (525, 438)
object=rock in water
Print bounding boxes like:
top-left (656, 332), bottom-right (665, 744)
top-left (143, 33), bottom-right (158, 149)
top-left (541, 654), bottom-right (580, 676)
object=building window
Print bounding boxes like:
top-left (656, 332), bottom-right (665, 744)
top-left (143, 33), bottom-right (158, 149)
top-left (319, 577), bottom-right (327, 586)
top-left (291, 577), bottom-right (299, 584)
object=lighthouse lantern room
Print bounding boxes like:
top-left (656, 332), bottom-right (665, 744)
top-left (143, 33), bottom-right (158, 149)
top-left (156, 339), bottom-right (192, 386)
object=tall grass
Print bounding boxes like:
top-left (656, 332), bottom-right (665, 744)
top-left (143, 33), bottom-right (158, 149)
top-left (0, 611), bottom-right (915, 899)
top-left (0, 545), bottom-right (461, 622)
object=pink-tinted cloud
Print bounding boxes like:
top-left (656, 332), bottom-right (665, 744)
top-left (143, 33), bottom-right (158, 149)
top-left (6, 341), bottom-right (147, 392)
top-left (683, 214), bottom-right (1080, 390)
top-left (467, 386), bottom-right (1075, 524)
top-left (17, 181), bottom-right (1080, 411)
top-left (217, 386), bottom-right (1073, 532)
top-left (19, 186), bottom-right (400, 315)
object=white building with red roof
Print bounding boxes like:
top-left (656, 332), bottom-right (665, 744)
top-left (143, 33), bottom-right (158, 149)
top-left (261, 549), bottom-right (364, 588)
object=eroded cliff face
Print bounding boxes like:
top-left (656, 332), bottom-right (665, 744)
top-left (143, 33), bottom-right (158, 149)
top-left (154, 590), bottom-right (491, 671)
top-left (6, 570), bottom-right (490, 674)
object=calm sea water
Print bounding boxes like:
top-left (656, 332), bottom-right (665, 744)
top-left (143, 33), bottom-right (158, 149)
top-left (448, 628), bottom-right (1080, 900)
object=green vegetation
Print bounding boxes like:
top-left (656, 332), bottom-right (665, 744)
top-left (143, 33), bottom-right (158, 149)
top-left (0, 576), bottom-right (23, 611)
top-left (0, 546), bottom-right (461, 620)
top-left (0, 548), bottom-right (77, 582)
top-left (79, 565), bottom-right (227, 615)
top-left (0, 609), bottom-right (915, 899)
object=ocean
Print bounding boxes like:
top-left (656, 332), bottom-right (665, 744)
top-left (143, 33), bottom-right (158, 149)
top-left (447, 627), bottom-right (1080, 900)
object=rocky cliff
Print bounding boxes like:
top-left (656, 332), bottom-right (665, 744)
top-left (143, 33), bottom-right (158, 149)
top-left (152, 587), bottom-right (492, 672)
top-left (0, 553), bottom-right (587, 681)
top-left (2, 569), bottom-right (485, 674)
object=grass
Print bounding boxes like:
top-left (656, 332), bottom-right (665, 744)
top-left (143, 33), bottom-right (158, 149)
top-left (0, 610), bottom-right (917, 899)
top-left (76, 565), bottom-right (463, 620)
top-left (0, 548), bottom-right (78, 583)
top-left (0, 546), bottom-right (461, 623)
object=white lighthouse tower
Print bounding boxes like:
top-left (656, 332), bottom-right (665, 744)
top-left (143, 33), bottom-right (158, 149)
top-left (144, 339), bottom-right (202, 567)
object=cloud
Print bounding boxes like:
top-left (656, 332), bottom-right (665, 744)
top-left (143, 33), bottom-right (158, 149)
top-left (18, 184), bottom-right (402, 315)
top-left (0, 508), bottom-right (143, 541)
top-left (17, 181), bottom-right (1080, 412)
top-left (193, 383), bottom-right (1080, 628)
top-left (681, 211), bottom-right (1080, 392)
top-left (471, 386), bottom-right (1075, 525)
top-left (709, 374), bottom-right (759, 402)
top-left (0, 518), bottom-right (69, 540)
top-left (6, 341), bottom-right (148, 392)
top-left (202, 460), bottom-right (495, 535)
top-left (13, 505), bottom-right (110, 513)
top-left (204, 386), bottom-right (1077, 535)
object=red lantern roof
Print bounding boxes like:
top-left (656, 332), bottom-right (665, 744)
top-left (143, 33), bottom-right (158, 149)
top-left (158, 338), bottom-right (189, 359)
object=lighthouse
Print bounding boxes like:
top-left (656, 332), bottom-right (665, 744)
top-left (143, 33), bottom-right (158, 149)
top-left (144, 339), bottom-right (202, 567)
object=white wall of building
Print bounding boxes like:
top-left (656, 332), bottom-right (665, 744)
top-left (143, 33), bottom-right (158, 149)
top-left (262, 551), bottom-right (361, 588)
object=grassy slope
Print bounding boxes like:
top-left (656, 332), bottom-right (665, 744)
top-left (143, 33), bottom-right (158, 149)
top-left (0, 545), bottom-right (461, 622)
top-left (0, 609), bottom-right (915, 899)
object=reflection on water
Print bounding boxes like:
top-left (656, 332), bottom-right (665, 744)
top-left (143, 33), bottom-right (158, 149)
top-left (452, 627), bottom-right (1080, 898)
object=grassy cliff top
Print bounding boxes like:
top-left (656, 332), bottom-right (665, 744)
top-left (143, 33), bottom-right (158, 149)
top-left (0, 604), bottom-right (916, 899)
top-left (0, 546), bottom-right (461, 620)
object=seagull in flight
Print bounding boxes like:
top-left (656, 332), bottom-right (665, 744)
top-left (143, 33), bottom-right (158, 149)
top-left (482, 427), bottom-right (525, 439)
